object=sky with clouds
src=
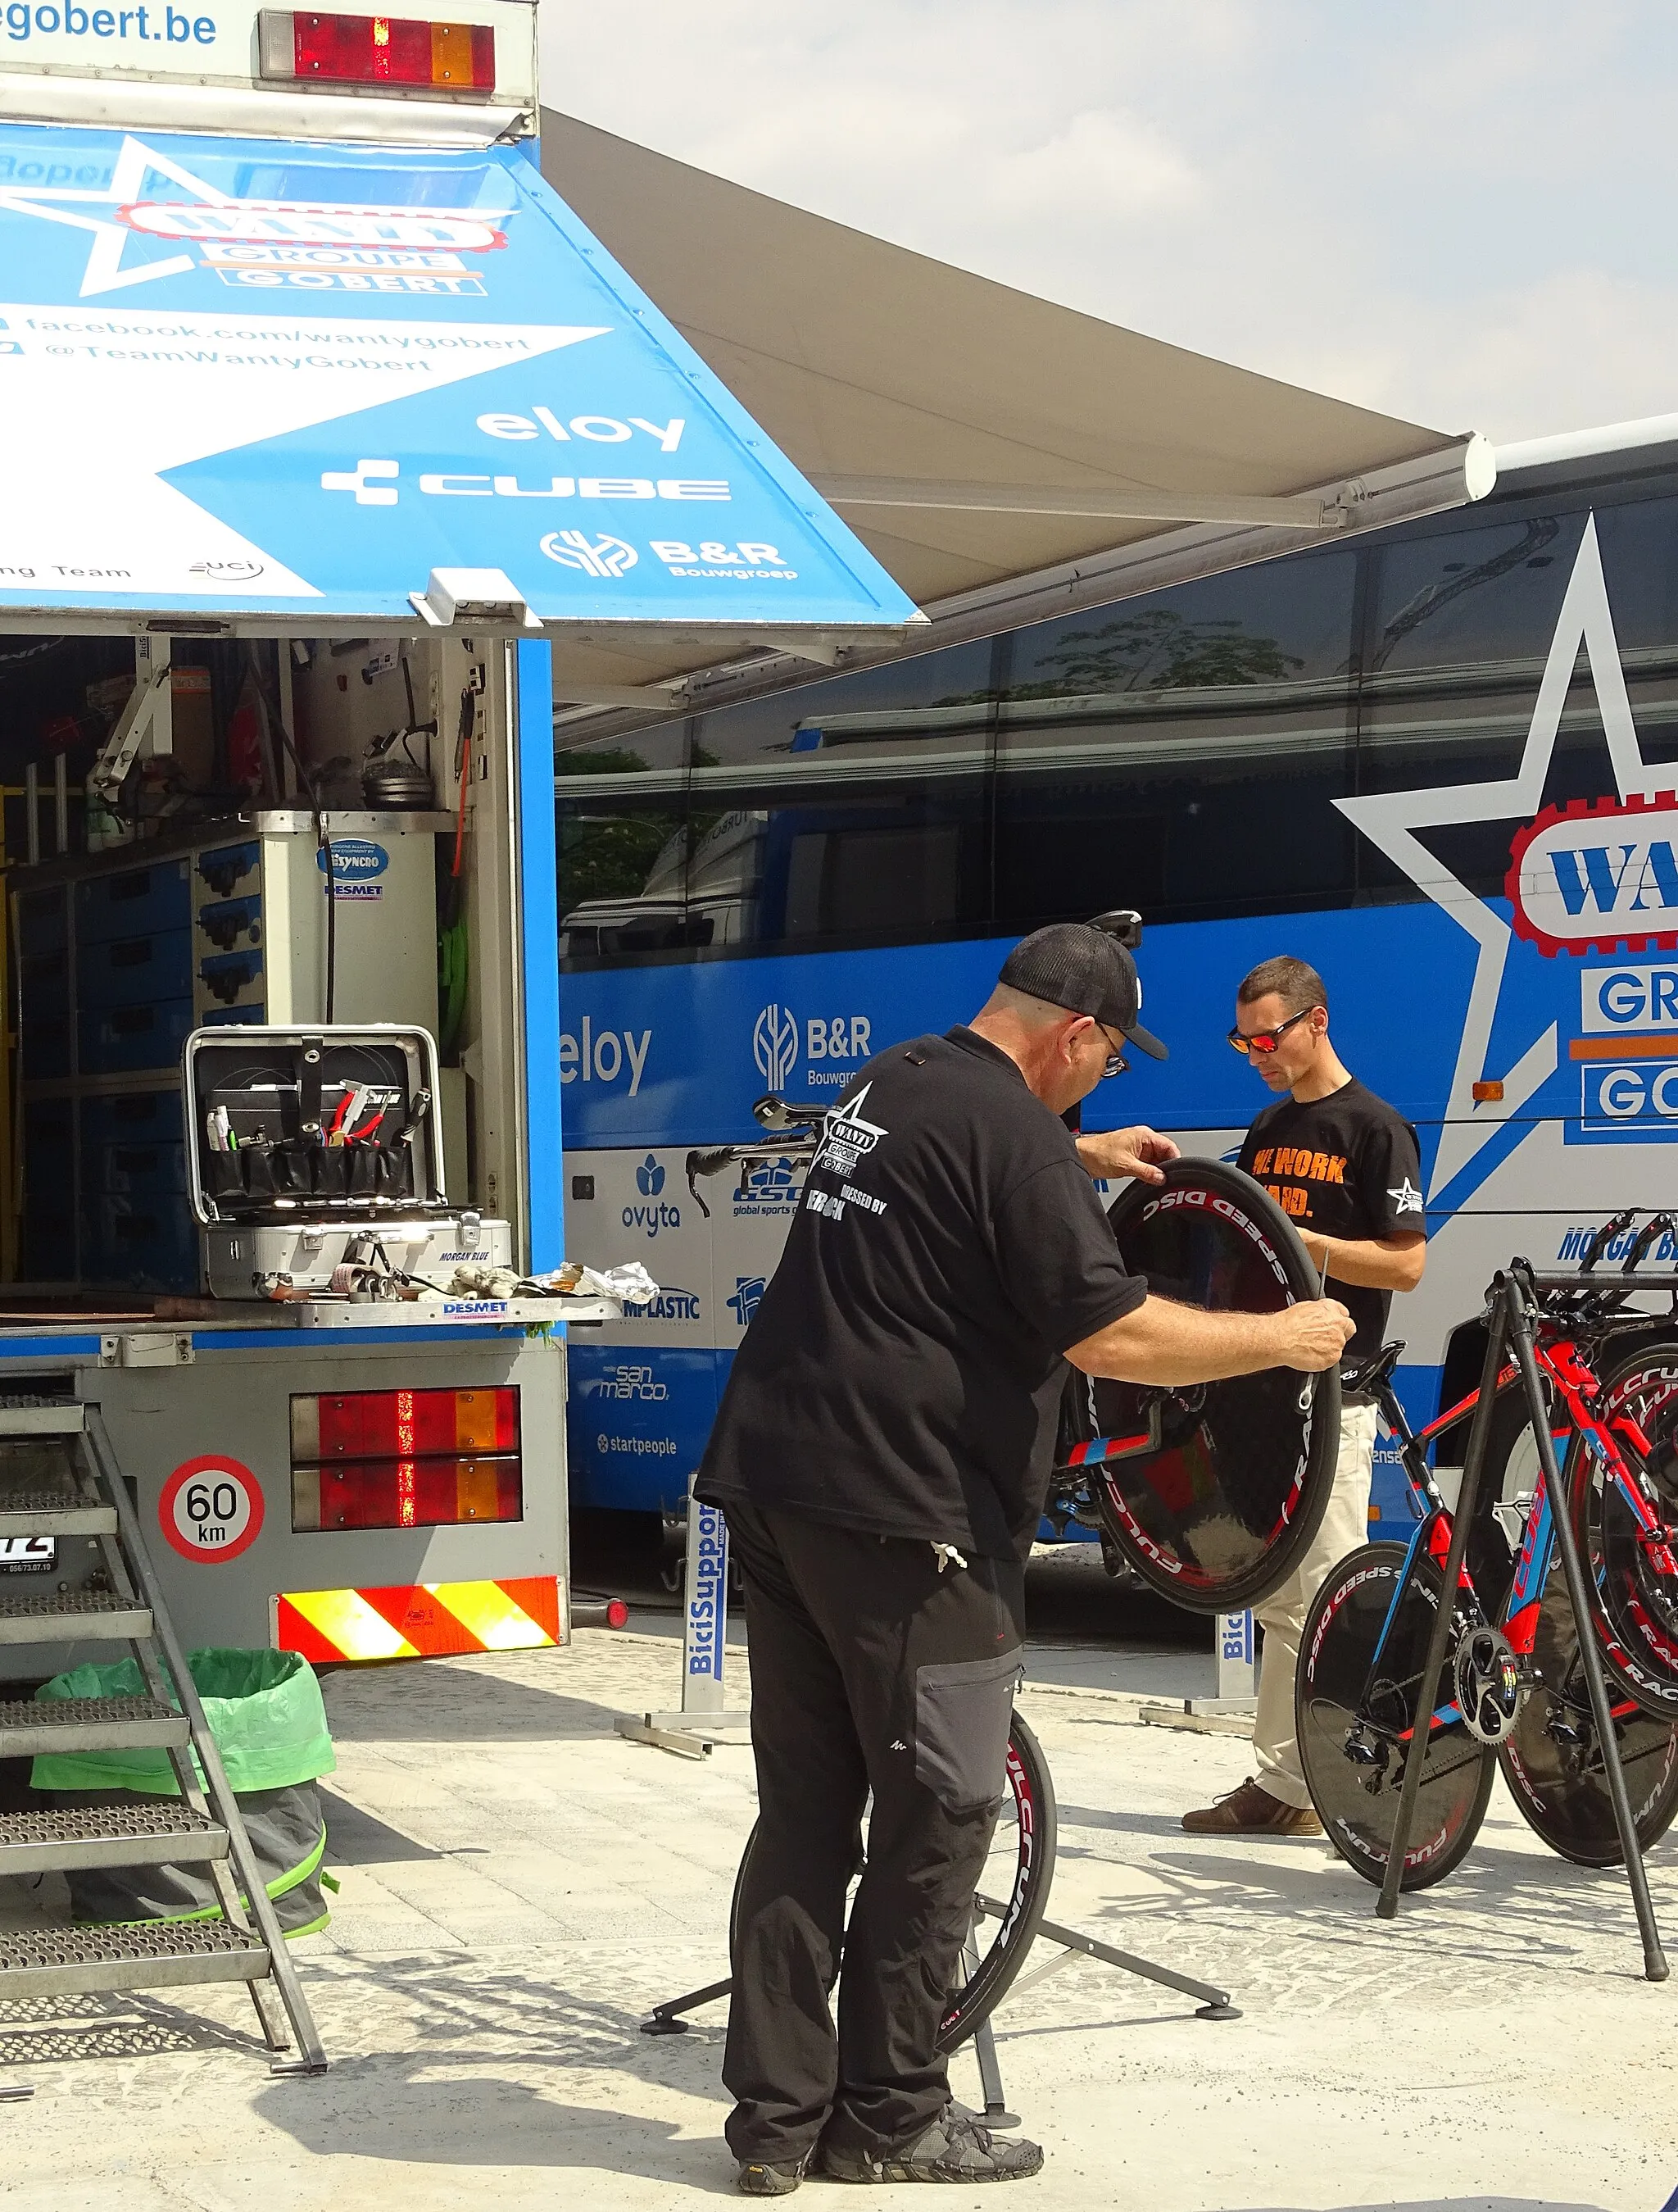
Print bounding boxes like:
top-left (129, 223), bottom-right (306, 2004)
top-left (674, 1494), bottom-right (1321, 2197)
top-left (543, 2), bottom-right (1678, 445)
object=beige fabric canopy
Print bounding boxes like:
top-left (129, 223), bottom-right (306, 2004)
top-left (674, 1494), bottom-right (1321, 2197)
top-left (538, 110), bottom-right (1491, 715)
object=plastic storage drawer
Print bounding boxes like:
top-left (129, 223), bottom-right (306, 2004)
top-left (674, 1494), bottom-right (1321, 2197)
top-left (83, 1195), bottom-right (197, 1291)
top-left (80, 928), bottom-right (194, 1010)
top-left (81, 1091), bottom-right (185, 1147)
top-left (75, 860), bottom-right (192, 943)
top-left (79, 998), bottom-right (195, 1075)
top-left (195, 840), bottom-right (261, 899)
top-left (84, 1139), bottom-right (189, 1198)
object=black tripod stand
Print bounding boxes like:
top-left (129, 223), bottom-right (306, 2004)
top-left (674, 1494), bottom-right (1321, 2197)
top-left (642, 1877), bottom-right (1240, 2125)
top-left (1376, 1265), bottom-right (1670, 1981)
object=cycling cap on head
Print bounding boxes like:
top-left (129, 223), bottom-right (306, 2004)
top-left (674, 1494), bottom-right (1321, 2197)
top-left (999, 922), bottom-right (1168, 1061)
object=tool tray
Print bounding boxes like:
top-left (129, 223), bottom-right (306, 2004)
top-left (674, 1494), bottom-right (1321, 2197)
top-left (184, 1026), bottom-right (445, 1225)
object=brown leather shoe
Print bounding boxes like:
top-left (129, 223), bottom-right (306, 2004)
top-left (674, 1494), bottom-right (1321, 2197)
top-left (1181, 1776), bottom-right (1322, 1836)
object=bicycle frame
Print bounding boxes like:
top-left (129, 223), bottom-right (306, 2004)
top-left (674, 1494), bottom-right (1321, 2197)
top-left (1356, 1329), bottom-right (1665, 1742)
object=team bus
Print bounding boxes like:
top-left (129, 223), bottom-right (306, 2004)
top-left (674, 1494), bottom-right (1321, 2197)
top-left (556, 420), bottom-right (1678, 1547)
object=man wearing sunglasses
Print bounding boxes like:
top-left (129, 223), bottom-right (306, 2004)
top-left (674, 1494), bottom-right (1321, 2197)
top-left (1182, 953), bottom-right (1426, 1838)
top-left (698, 922), bottom-right (1354, 2196)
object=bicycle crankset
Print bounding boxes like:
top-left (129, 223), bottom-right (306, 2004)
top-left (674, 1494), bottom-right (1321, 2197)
top-left (1454, 1626), bottom-right (1525, 1745)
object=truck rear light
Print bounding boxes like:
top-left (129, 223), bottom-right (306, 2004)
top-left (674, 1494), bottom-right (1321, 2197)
top-left (292, 1387), bottom-right (519, 1461)
top-left (258, 8), bottom-right (496, 92)
top-left (293, 1455), bottom-right (521, 1533)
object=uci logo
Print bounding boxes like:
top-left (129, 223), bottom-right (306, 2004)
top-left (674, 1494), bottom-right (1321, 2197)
top-left (635, 1154), bottom-right (665, 1197)
top-left (539, 530), bottom-right (637, 578)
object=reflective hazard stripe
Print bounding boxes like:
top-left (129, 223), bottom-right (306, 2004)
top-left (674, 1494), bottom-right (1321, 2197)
top-left (273, 1575), bottom-right (560, 1663)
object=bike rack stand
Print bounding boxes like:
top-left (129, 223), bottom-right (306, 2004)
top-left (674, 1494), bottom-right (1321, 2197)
top-left (642, 1899), bottom-right (1238, 2130)
top-left (1377, 1266), bottom-right (1670, 1983)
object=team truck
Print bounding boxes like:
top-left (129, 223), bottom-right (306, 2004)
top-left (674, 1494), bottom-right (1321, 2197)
top-left (0, 6), bottom-right (916, 1669)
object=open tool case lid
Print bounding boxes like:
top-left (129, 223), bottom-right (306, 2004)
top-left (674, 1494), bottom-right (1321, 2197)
top-left (184, 1025), bottom-right (447, 1228)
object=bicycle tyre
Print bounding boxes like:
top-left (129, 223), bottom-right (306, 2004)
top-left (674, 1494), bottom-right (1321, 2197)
top-left (1077, 1159), bottom-right (1341, 1613)
top-left (726, 1710), bottom-right (1058, 2055)
top-left (1499, 1574), bottom-right (1678, 1865)
top-left (1297, 1541), bottom-right (1495, 1891)
top-left (1569, 1343), bottom-right (1678, 1719)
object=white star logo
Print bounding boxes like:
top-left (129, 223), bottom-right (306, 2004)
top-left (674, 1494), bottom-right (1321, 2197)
top-left (1387, 1177), bottom-right (1425, 1215)
top-left (1336, 515), bottom-right (1653, 1203)
top-left (0, 133), bottom-right (223, 298)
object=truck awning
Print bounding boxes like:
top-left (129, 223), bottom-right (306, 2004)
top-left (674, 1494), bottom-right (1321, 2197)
top-left (537, 111), bottom-right (1494, 716)
top-left (0, 120), bottom-right (919, 642)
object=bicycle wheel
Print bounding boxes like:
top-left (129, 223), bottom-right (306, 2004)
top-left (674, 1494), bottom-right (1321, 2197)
top-left (1077, 1160), bottom-right (1341, 1613)
top-left (1499, 1574), bottom-right (1678, 1865)
top-left (1569, 1345), bottom-right (1678, 1719)
top-left (727, 1710), bottom-right (1058, 2056)
top-left (1297, 1542), bottom-right (1496, 1891)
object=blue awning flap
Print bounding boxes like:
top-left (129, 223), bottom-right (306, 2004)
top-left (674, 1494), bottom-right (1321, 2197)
top-left (0, 120), bottom-right (920, 634)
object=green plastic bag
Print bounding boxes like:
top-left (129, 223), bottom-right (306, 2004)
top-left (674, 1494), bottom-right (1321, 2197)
top-left (31, 1648), bottom-right (336, 1796)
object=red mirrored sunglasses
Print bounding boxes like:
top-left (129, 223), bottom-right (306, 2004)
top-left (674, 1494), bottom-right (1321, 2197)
top-left (1227, 1006), bottom-right (1318, 1056)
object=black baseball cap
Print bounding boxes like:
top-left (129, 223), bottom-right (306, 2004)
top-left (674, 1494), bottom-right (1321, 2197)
top-left (999, 922), bottom-right (1168, 1061)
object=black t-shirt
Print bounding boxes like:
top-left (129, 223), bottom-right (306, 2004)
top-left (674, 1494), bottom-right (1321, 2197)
top-left (1237, 1076), bottom-right (1425, 1360)
top-left (696, 1027), bottom-right (1147, 1560)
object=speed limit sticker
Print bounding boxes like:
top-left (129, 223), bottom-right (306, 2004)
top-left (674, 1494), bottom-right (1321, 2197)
top-left (159, 1456), bottom-right (265, 1563)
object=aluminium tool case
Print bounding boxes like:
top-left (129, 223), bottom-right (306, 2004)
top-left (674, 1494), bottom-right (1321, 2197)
top-left (183, 1024), bottom-right (511, 1299)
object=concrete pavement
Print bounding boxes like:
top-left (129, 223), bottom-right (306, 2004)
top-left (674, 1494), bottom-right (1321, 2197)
top-left (0, 1624), bottom-right (1672, 2212)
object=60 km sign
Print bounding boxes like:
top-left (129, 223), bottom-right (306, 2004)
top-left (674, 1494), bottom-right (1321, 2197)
top-left (159, 1456), bottom-right (265, 1563)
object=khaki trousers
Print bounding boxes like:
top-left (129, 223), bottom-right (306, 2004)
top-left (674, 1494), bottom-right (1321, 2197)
top-left (1252, 1400), bottom-right (1380, 1809)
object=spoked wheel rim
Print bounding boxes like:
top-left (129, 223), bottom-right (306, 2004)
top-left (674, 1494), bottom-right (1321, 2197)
top-left (1499, 1574), bottom-right (1678, 1865)
top-left (1296, 1542), bottom-right (1495, 1891)
top-left (937, 1709), bottom-right (1057, 2051)
top-left (1066, 1159), bottom-right (1340, 1613)
top-left (1571, 1348), bottom-right (1678, 1719)
top-left (728, 1712), bottom-right (1058, 2056)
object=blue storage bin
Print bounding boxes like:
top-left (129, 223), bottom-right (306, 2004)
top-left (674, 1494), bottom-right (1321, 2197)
top-left (20, 944), bottom-right (70, 1022)
top-left (79, 998), bottom-right (194, 1075)
top-left (196, 840), bottom-right (261, 899)
top-left (80, 1091), bottom-right (184, 1147)
top-left (76, 861), bottom-right (191, 944)
top-left (84, 1197), bottom-right (197, 1292)
top-left (80, 929), bottom-right (194, 1010)
top-left (22, 1011), bottom-right (72, 1080)
top-left (198, 948), bottom-right (265, 1006)
top-left (197, 893), bottom-right (263, 949)
top-left (15, 887), bottom-right (67, 956)
top-left (84, 1141), bottom-right (188, 1198)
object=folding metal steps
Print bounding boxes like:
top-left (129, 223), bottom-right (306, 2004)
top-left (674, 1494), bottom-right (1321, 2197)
top-left (0, 1399), bottom-right (327, 2074)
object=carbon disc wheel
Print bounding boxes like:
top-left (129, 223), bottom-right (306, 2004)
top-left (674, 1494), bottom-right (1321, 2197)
top-left (1499, 1572), bottom-right (1678, 1865)
top-left (1296, 1541), bottom-right (1495, 1891)
top-left (1570, 1346), bottom-right (1678, 1719)
top-left (1070, 1159), bottom-right (1340, 1614)
top-left (727, 1710), bottom-right (1057, 2055)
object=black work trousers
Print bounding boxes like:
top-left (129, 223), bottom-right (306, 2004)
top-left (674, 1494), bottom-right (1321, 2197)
top-left (721, 1498), bottom-right (1026, 2165)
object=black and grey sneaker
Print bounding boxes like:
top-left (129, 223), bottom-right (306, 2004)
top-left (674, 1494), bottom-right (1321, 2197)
top-left (821, 2106), bottom-right (1044, 2183)
top-left (737, 2152), bottom-right (807, 2196)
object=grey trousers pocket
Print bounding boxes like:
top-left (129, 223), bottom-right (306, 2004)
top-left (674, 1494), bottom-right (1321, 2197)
top-left (914, 1650), bottom-right (1023, 1814)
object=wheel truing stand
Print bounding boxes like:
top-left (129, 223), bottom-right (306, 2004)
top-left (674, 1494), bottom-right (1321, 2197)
top-left (642, 1894), bottom-right (1239, 2128)
top-left (1376, 1265), bottom-right (1670, 1982)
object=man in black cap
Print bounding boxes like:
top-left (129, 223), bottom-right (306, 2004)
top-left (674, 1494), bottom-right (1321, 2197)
top-left (697, 922), bottom-right (1354, 2196)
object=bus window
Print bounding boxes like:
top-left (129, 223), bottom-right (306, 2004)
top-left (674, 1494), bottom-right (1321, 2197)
top-left (993, 547), bottom-right (1358, 927)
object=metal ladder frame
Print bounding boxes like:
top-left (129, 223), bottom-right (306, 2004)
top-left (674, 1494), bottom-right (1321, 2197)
top-left (0, 1399), bottom-right (327, 2073)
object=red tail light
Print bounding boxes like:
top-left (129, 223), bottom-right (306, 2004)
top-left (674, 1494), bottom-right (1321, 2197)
top-left (293, 1456), bottom-right (521, 1533)
top-left (293, 1387), bottom-right (519, 1461)
top-left (291, 1388), bottom-right (520, 1533)
top-left (259, 9), bottom-right (496, 91)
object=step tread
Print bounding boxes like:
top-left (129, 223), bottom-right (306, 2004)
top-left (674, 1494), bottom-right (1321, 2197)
top-left (0, 1695), bottom-right (179, 1730)
top-left (0, 1805), bottom-right (220, 1848)
top-left (0, 1592), bottom-right (146, 1624)
top-left (0, 1493), bottom-right (103, 1516)
top-left (0, 1922), bottom-right (265, 1973)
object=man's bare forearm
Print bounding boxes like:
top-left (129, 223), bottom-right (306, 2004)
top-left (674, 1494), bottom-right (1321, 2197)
top-left (1300, 1230), bottom-right (1425, 1292)
top-left (1066, 1292), bottom-right (1351, 1385)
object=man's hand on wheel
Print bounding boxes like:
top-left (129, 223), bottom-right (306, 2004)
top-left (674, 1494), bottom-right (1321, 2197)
top-left (1075, 1126), bottom-right (1181, 1185)
top-left (1272, 1299), bottom-right (1357, 1373)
